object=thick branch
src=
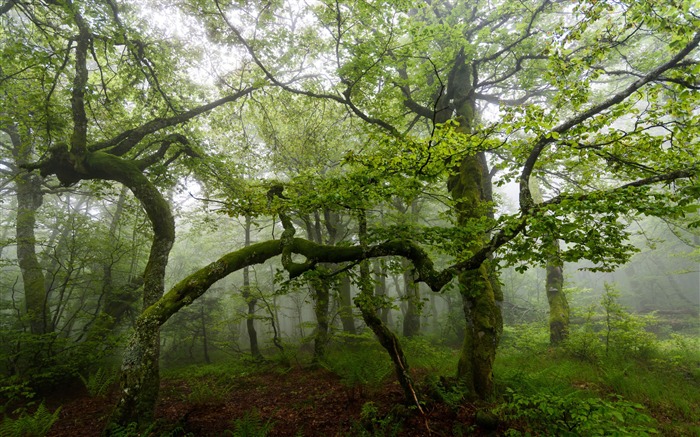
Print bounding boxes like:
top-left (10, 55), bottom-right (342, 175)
top-left (135, 133), bottom-right (193, 170)
top-left (0, 0), bottom-right (15, 16)
top-left (139, 236), bottom-right (455, 329)
top-left (90, 87), bottom-right (256, 155)
top-left (69, 5), bottom-right (91, 156)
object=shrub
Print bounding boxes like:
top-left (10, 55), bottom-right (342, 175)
top-left (499, 389), bottom-right (658, 436)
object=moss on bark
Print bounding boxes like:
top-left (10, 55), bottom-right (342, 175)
top-left (546, 251), bottom-right (569, 345)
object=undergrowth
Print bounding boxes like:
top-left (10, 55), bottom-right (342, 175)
top-left (321, 340), bottom-right (392, 399)
top-left (496, 313), bottom-right (700, 436)
top-left (0, 403), bottom-right (61, 437)
top-left (224, 408), bottom-right (275, 437)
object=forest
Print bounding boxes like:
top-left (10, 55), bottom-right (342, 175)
top-left (0, 0), bottom-right (699, 435)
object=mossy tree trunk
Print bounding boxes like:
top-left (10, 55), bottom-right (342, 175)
top-left (529, 180), bottom-right (569, 345)
top-left (546, 239), bottom-right (568, 345)
top-left (442, 60), bottom-right (501, 399)
top-left (303, 210), bottom-right (337, 362)
top-left (7, 125), bottom-right (48, 335)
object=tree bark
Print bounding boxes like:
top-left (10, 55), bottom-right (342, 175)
top-left (444, 70), bottom-right (502, 397)
top-left (373, 260), bottom-right (390, 324)
top-left (338, 275), bottom-right (356, 334)
top-left (242, 215), bottom-right (262, 360)
top-left (402, 263), bottom-right (421, 337)
top-left (546, 240), bottom-right (568, 345)
top-left (9, 126), bottom-right (48, 335)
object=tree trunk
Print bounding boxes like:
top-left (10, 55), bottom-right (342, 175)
top-left (84, 155), bottom-right (176, 429)
top-left (311, 279), bottom-right (330, 363)
top-left (448, 152), bottom-right (502, 399)
top-left (200, 302), bottom-right (211, 364)
top-left (109, 317), bottom-right (161, 429)
top-left (456, 266), bottom-right (501, 397)
top-left (529, 180), bottom-right (569, 345)
top-left (242, 215), bottom-right (262, 360)
top-left (373, 260), bottom-right (390, 324)
top-left (356, 210), bottom-right (418, 405)
top-left (10, 126), bottom-right (48, 335)
top-left (402, 263), bottom-right (421, 337)
top-left (546, 240), bottom-right (568, 345)
top-left (338, 275), bottom-right (356, 334)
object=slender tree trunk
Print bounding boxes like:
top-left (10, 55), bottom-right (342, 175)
top-left (86, 188), bottom-right (142, 342)
top-left (373, 260), bottom-right (390, 324)
top-left (529, 179), bottom-right (569, 345)
top-left (402, 263), bottom-right (421, 337)
top-left (311, 279), bottom-right (330, 362)
top-left (200, 302), bottom-right (211, 364)
top-left (306, 210), bottom-right (336, 362)
top-left (338, 275), bottom-right (356, 334)
top-left (242, 215), bottom-right (262, 360)
top-left (355, 210), bottom-right (420, 406)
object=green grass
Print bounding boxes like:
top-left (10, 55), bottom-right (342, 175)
top-left (161, 358), bottom-right (254, 382)
top-left (495, 324), bottom-right (700, 436)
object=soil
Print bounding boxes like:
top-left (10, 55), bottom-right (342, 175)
top-left (45, 365), bottom-right (491, 436)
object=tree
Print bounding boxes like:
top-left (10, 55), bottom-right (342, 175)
top-left (200, 0), bottom-right (700, 399)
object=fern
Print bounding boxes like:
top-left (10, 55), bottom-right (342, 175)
top-left (0, 403), bottom-right (61, 437)
top-left (224, 409), bottom-right (275, 437)
top-left (79, 367), bottom-right (115, 397)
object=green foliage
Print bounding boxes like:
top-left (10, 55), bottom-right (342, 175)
top-left (102, 421), bottom-right (157, 437)
top-left (224, 409), bottom-right (274, 437)
top-left (563, 284), bottom-right (658, 362)
top-left (499, 389), bottom-right (657, 436)
top-left (163, 360), bottom-right (252, 382)
top-left (563, 304), bottom-right (604, 362)
top-left (186, 378), bottom-right (235, 405)
top-left (423, 375), bottom-right (467, 410)
top-left (500, 322), bottom-right (549, 355)
top-left (0, 403), bottom-right (61, 437)
top-left (497, 329), bottom-right (700, 435)
top-left (79, 367), bottom-right (115, 397)
top-left (321, 342), bottom-right (392, 397)
top-left (348, 402), bottom-right (402, 437)
top-left (600, 284), bottom-right (657, 359)
top-left (402, 337), bottom-right (456, 375)
top-left (0, 379), bottom-right (35, 411)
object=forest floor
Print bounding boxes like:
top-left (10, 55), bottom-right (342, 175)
top-left (34, 326), bottom-right (700, 436)
top-left (46, 364), bottom-right (485, 437)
